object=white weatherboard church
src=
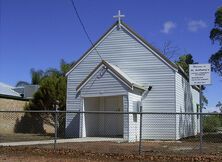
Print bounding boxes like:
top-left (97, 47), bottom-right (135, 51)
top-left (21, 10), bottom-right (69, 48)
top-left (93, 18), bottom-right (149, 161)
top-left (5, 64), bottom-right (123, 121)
top-left (65, 11), bottom-right (200, 141)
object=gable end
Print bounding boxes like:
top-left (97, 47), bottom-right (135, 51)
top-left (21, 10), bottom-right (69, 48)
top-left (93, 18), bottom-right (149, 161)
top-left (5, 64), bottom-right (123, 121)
top-left (66, 21), bottom-right (180, 77)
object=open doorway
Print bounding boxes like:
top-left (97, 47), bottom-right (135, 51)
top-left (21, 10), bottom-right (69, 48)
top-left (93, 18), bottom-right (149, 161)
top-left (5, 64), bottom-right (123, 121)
top-left (83, 96), bottom-right (123, 137)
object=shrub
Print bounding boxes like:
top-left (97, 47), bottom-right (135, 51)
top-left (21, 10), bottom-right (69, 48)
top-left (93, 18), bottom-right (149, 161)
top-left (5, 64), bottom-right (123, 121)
top-left (203, 115), bottom-right (221, 132)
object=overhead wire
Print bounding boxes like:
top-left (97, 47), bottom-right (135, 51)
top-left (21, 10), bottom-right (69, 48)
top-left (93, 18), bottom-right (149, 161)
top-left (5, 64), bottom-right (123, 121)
top-left (69, 0), bottom-right (103, 60)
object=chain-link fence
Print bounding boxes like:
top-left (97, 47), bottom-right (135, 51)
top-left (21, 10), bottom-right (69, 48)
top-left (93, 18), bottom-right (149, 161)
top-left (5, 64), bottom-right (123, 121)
top-left (0, 110), bottom-right (221, 156)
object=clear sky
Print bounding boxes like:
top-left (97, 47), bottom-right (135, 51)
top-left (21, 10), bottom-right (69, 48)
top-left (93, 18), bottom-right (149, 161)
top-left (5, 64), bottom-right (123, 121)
top-left (0, 0), bottom-right (221, 111)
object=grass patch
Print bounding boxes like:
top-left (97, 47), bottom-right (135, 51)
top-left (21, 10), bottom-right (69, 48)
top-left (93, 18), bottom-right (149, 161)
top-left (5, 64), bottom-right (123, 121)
top-left (181, 133), bottom-right (222, 143)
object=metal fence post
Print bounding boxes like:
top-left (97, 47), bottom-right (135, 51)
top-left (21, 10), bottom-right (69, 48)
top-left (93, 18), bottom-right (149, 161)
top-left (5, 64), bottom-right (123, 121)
top-left (139, 106), bottom-right (143, 155)
top-left (54, 106), bottom-right (58, 150)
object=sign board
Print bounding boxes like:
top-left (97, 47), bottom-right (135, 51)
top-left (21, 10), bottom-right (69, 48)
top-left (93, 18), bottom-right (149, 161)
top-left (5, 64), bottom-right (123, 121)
top-left (189, 64), bottom-right (211, 85)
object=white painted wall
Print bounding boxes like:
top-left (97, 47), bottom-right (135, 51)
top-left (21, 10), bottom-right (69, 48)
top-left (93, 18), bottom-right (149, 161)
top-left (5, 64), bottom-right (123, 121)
top-left (81, 68), bottom-right (129, 97)
top-left (128, 92), bottom-right (141, 141)
top-left (175, 72), bottom-right (200, 139)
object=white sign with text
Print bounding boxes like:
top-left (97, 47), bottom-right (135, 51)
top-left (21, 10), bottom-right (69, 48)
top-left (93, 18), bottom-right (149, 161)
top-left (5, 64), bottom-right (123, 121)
top-left (189, 64), bottom-right (211, 85)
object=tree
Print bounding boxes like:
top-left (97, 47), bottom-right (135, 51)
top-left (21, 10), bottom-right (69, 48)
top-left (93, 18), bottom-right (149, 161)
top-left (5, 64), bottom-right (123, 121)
top-left (27, 72), bottom-right (67, 131)
top-left (161, 40), bottom-right (179, 60)
top-left (30, 69), bottom-right (44, 84)
top-left (203, 115), bottom-right (221, 132)
top-left (29, 73), bottom-right (66, 111)
top-left (60, 59), bottom-right (74, 75)
top-left (27, 59), bottom-right (74, 111)
top-left (15, 59), bottom-right (74, 135)
top-left (210, 6), bottom-right (222, 114)
top-left (216, 101), bottom-right (222, 113)
top-left (209, 7), bottom-right (222, 76)
top-left (175, 54), bottom-right (197, 75)
top-left (16, 69), bottom-right (44, 87)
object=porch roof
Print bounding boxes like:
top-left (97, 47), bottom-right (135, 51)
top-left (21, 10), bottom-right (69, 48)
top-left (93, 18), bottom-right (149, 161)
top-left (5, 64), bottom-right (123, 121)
top-left (76, 60), bottom-right (146, 92)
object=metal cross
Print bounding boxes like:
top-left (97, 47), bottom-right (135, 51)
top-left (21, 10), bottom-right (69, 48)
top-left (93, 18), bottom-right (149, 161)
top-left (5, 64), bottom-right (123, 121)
top-left (113, 10), bottom-right (125, 28)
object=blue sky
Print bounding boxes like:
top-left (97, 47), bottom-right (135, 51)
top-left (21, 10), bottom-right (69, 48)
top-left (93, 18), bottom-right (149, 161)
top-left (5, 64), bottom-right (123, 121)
top-left (0, 0), bottom-right (222, 111)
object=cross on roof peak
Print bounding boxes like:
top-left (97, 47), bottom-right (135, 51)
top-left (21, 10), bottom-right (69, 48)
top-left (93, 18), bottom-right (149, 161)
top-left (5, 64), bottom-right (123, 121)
top-left (113, 10), bottom-right (125, 28)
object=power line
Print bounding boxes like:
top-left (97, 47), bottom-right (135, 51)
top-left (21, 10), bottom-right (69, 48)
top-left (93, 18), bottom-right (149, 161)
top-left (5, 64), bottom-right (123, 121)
top-left (69, 0), bottom-right (103, 60)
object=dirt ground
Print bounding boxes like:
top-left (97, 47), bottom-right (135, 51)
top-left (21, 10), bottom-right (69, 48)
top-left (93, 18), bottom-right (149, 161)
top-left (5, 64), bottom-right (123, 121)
top-left (1, 141), bottom-right (222, 162)
top-left (38, 140), bottom-right (222, 156)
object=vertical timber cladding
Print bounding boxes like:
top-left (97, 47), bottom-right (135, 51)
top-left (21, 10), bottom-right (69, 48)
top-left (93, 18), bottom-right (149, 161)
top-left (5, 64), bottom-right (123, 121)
top-left (66, 22), bottom-right (177, 139)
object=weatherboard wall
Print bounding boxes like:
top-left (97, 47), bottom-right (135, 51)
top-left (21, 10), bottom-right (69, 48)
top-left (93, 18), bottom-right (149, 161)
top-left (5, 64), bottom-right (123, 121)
top-left (128, 92), bottom-right (141, 141)
top-left (175, 72), bottom-right (200, 139)
top-left (80, 67), bottom-right (129, 97)
top-left (66, 25), bottom-right (177, 139)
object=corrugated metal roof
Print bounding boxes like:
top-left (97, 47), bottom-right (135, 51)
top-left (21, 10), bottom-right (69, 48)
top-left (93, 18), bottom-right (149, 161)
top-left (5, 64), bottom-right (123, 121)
top-left (0, 82), bottom-right (21, 97)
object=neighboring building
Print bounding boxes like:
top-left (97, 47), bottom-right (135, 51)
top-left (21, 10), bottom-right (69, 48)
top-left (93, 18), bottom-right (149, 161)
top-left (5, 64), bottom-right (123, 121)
top-left (0, 82), bottom-right (22, 99)
top-left (65, 20), bottom-right (200, 141)
top-left (0, 82), bottom-right (39, 100)
top-left (0, 82), bottom-right (39, 110)
top-left (13, 85), bottom-right (39, 99)
top-left (0, 82), bottom-right (53, 134)
top-left (0, 82), bottom-right (29, 133)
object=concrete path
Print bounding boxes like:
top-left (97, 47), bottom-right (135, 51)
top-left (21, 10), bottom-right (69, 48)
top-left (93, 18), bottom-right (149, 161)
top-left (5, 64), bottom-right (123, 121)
top-left (0, 137), bottom-right (125, 146)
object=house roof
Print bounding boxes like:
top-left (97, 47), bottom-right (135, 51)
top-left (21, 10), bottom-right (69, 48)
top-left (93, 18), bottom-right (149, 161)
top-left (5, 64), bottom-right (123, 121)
top-left (76, 60), bottom-right (146, 92)
top-left (0, 82), bottom-right (21, 97)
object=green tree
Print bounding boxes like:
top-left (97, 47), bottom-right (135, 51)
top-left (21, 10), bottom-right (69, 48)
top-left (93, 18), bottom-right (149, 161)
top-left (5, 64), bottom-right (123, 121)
top-left (209, 7), bottom-right (222, 76)
top-left (175, 54), bottom-right (197, 75)
top-left (60, 59), bottom-right (74, 75)
top-left (29, 73), bottom-right (67, 111)
top-left (18, 59), bottom-right (74, 134)
top-left (210, 6), bottom-right (222, 114)
top-left (203, 115), bottom-right (221, 132)
top-left (27, 59), bottom-right (74, 111)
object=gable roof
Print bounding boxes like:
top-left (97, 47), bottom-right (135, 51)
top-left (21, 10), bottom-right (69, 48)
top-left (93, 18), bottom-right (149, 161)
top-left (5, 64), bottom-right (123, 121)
top-left (76, 60), bottom-right (145, 92)
top-left (66, 21), bottom-right (179, 76)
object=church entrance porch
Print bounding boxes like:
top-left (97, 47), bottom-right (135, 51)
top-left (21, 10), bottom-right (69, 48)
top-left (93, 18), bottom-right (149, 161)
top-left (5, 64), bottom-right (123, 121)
top-left (82, 96), bottom-right (123, 138)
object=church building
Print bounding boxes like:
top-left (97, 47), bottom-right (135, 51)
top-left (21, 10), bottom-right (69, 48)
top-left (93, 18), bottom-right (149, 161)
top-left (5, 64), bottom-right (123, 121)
top-left (65, 11), bottom-right (200, 141)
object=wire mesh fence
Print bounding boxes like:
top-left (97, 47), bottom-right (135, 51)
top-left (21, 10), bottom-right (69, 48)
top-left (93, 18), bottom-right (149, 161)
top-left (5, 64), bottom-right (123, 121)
top-left (0, 110), bottom-right (222, 156)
